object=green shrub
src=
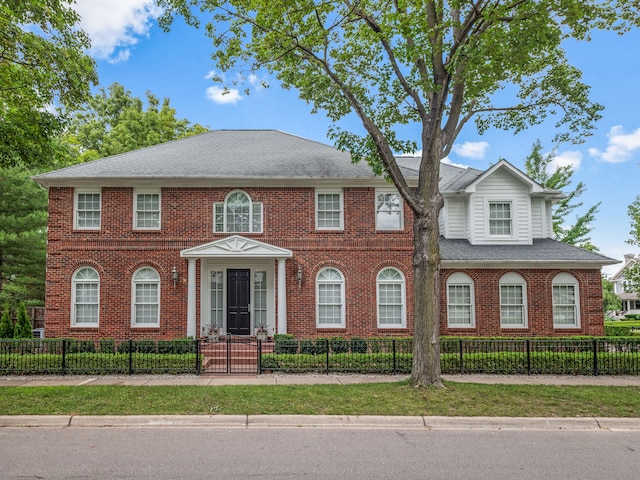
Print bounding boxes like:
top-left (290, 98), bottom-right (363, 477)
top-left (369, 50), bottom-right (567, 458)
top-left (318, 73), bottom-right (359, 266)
top-left (329, 337), bottom-right (348, 353)
top-left (605, 324), bottom-right (632, 336)
top-left (274, 334), bottom-right (297, 354)
top-left (349, 337), bottom-right (368, 354)
top-left (99, 338), bottom-right (116, 354)
top-left (0, 303), bottom-right (14, 339)
top-left (13, 303), bottom-right (33, 339)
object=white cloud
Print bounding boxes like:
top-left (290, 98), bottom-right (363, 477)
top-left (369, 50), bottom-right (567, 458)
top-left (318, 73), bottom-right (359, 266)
top-left (441, 157), bottom-right (470, 169)
top-left (74, 0), bottom-right (162, 63)
top-left (206, 86), bottom-right (242, 105)
top-left (550, 150), bottom-right (582, 171)
top-left (452, 141), bottom-right (489, 160)
top-left (588, 125), bottom-right (640, 163)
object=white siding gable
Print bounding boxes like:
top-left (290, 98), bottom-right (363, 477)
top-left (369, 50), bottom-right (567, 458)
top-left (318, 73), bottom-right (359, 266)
top-left (442, 197), bottom-right (468, 239)
top-left (467, 168), bottom-right (533, 245)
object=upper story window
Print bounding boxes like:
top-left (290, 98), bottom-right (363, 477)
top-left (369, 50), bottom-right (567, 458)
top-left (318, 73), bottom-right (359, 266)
top-left (316, 267), bottom-right (345, 327)
top-left (134, 190), bottom-right (161, 230)
top-left (500, 272), bottom-right (527, 328)
top-left (447, 272), bottom-right (475, 328)
top-left (316, 188), bottom-right (343, 230)
top-left (489, 202), bottom-right (512, 236)
top-left (214, 190), bottom-right (263, 233)
top-left (132, 267), bottom-right (160, 327)
top-left (376, 189), bottom-right (403, 231)
top-left (71, 267), bottom-right (100, 327)
top-left (75, 189), bottom-right (101, 230)
top-left (552, 273), bottom-right (580, 328)
top-left (377, 268), bottom-right (406, 327)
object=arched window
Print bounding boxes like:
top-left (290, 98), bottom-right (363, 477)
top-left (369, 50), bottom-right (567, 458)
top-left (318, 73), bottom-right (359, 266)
top-left (214, 190), bottom-right (263, 233)
top-left (72, 267), bottom-right (100, 326)
top-left (377, 268), bottom-right (406, 327)
top-left (446, 272), bottom-right (475, 327)
top-left (552, 273), bottom-right (580, 328)
top-left (132, 267), bottom-right (160, 327)
top-left (499, 272), bottom-right (527, 328)
top-left (316, 268), bottom-right (345, 328)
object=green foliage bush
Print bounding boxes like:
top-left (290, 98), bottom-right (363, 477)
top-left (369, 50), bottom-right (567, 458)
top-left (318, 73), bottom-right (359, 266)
top-left (13, 303), bottom-right (32, 339)
top-left (0, 303), bottom-right (14, 339)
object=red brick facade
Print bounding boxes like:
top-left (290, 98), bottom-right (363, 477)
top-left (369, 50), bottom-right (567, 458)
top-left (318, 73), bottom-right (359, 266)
top-left (43, 185), bottom-right (604, 339)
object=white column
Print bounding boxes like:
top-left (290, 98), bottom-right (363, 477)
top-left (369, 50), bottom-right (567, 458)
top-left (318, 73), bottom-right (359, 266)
top-left (186, 258), bottom-right (197, 338)
top-left (277, 257), bottom-right (287, 334)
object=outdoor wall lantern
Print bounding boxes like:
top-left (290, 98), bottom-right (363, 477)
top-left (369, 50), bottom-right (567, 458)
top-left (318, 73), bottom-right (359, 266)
top-left (296, 267), bottom-right (303, 287)
top-left (172, 266), bottom-right (179, 287)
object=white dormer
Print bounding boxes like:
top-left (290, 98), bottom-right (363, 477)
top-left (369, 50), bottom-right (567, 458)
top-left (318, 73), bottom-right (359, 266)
top-left (441, 160), bottom-right (563, 246)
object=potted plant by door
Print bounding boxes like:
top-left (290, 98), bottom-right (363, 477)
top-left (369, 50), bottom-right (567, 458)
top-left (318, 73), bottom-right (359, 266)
top-left (255, 325), bottom-right (268, 341)
top-left (206, 323), bottom-right (220, 342)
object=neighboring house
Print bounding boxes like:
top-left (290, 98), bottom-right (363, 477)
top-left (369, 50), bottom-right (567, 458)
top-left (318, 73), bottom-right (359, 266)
top-left (610, 254), bottom-right (640, 316)
top-left (33, 130), bottom-right (617, 340)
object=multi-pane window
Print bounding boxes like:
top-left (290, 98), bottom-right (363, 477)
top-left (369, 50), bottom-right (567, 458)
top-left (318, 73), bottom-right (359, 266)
top-left (500, 273), bottom-right (527, 327)
top-left (316, 189), bottom-right (343, 230)
top-left (377, 268), bottom-right (405, 327)
top-left (214, 190), bottom-right (263, 233)
top-left (254, 271), bottom-right (267, 328)
top-left (552, 273), bottom-right (580, 327)
top-left (447, 272), bottom-right (474, 327)
top-left (72, 267), bottom-right (99, 326)
top-left (376, 190), bottom-right (403, 230)
top-left (132, 268), bottom-right (160, 327)
top-left (210, 271), bottom-right (224, 330)
top-left (135, 191), bottom-right (160, 229)
top-left (489, 202), bottom-right (512, 235)
top-left (75, 191), bottom-right (101, 229)
top-left (316, 267), bottom-right (345, 327)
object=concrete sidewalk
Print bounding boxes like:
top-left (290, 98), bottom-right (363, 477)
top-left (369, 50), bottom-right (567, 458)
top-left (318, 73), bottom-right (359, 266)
top-left (2, 373), bottom-right (640, 387)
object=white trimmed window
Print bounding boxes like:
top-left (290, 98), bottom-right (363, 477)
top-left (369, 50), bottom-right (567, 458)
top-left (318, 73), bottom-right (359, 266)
top-left (214, 190), bottom-right (263, 233)
top-left (375, 189), bottom-right (403, 230)
top-left (132, 267), bottom-right (160, 327)
top-left (500, 272), bottom-right (527, 328)
top-left (75, 189), bottom-right (101, 230)
top-left (489, 202), bottom-right (512, 236)
top-left (72, 267), bottom-right (100, 327)
top-left (134, 190), bottom-right (161, 230)
top-left (316, 267), bottom-right (345, 327)
top-left (377, 268), bottom-right (406, 327)
top-left (552, 273), bottom-right (580, 328)
top-left (254, 270), bottom-right (267, 328)
top-left (447, 272), bottom-right (475, 327)
top-left (315, 189), bottom-right (344, 230)
top-left (210, 271), bottom-right (224, 329)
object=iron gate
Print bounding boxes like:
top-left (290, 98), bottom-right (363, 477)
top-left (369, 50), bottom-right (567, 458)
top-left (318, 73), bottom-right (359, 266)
top-left (200, 336), bottom-right (264, 374)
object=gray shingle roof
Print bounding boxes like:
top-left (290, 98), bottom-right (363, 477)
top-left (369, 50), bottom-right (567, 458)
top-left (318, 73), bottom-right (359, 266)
top-left (34, 130), bottom-right (486, 189)
top-left (34, 130), bottom-right (420, 185)
top-left (441, 237), bottom-right (618, 266)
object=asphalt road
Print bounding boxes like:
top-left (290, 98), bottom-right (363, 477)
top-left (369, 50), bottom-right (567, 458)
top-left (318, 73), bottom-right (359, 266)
top-left (2, 425), bottom-right (639, 479)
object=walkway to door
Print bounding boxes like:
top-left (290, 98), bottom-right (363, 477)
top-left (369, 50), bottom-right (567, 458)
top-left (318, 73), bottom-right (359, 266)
top-left (200, 336), bottom-right (273, 374)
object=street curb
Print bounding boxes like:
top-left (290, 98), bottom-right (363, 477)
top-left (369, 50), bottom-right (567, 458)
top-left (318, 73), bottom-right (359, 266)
top-left (2, 415), bottom-right (640, 431)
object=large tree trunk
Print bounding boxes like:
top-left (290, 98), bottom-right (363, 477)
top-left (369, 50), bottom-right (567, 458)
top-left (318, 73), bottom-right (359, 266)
top-left (411, 160), bottom-right (444, 387)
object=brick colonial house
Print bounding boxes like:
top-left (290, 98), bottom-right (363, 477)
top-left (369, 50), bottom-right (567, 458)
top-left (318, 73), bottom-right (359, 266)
top-left (33, 130), bottom-right (617, 340)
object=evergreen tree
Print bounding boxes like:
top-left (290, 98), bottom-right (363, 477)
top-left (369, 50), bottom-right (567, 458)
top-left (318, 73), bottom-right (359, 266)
top-left (524, 140), bottom-right (600, 251)
top-left (602, 278), bottom-right (622, 313)
top-left (0, 302), bottom-right (14, 338)
top-left (0, 168), bottom-right (47, 305)
top-left (13, 302), bottom-right (33, 339)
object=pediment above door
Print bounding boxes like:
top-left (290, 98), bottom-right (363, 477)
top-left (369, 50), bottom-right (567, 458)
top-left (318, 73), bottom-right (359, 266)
top-left (180, 235), bottom-right (293, 259)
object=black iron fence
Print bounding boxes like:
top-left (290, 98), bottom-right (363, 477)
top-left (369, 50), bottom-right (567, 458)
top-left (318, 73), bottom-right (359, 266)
top-left (1, 336), bottom-right (639, 376)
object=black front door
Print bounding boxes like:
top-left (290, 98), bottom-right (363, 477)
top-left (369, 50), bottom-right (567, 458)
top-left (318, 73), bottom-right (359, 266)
top-left (227, 269), bottom-right (250, 335)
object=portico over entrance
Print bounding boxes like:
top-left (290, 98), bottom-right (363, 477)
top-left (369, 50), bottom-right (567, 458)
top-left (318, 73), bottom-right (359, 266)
top-left (180, 236), bottom-right (293, 338)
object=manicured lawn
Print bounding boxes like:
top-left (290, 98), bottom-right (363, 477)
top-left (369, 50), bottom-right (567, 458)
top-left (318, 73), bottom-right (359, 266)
top-left (1, 380), bottom-right (639, 417)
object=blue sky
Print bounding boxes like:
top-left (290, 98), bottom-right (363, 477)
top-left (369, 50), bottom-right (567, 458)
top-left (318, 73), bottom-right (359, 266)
top-left (72, 1), bottom-right (639, 275)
